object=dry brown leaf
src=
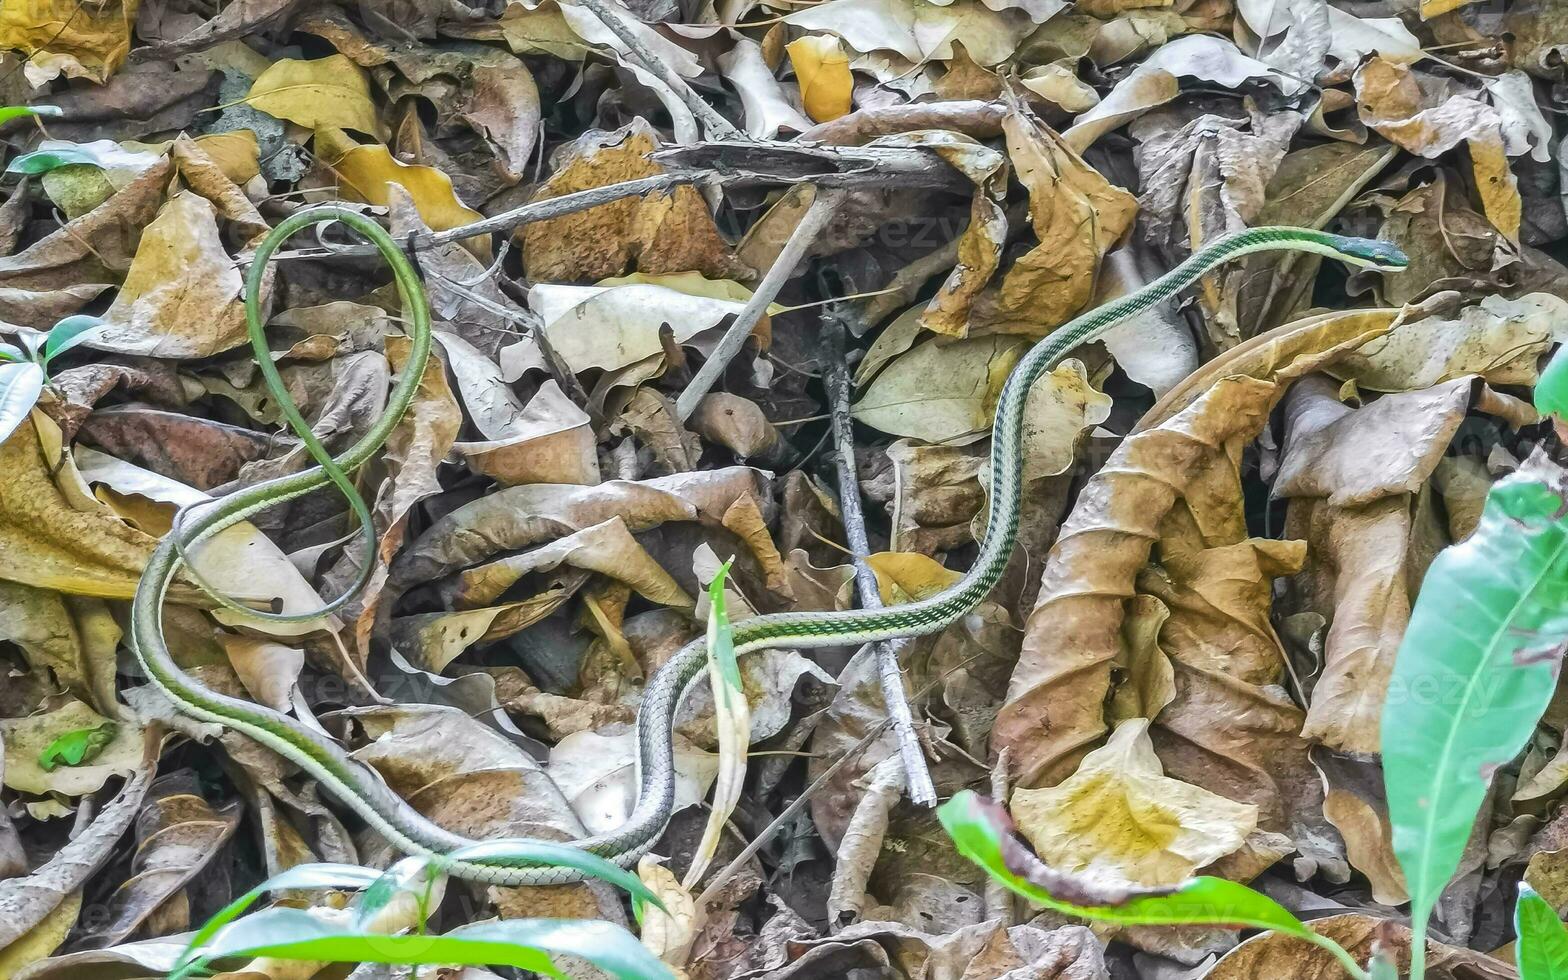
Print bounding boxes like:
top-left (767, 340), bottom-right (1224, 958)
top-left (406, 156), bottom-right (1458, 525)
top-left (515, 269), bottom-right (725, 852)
top-left (455, 380), bottom-right (600, 486)
top-left (994, 307), bottom-right (1395, 788)
top-left (1353, 57), bottom-right (1522, 240)
top-left (1275, 375), bottom-right (1526, 753)
top-left (639, 855), bottom-right (699, 967)
top-left (0, 417), bottom-right (167, 600)
top-left (522, 119), bottom-right (745, 281)
top-left (0, 158), bottom-right (171, 329)
top-left (1207, 913), bottom-right (1513, 979)
top-left (969, 108), bottom-right (1137, 336)
top-left (72, 770), bottom-right (242, 949)
top-left (0, 582), bottom-right (119, 714)
top-left (89, 191), bottom-right (249, 358)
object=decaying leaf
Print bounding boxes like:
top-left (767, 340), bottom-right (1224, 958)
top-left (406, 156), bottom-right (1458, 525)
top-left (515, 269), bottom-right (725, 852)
top-left (1010, 719), bottom-right (1257, 890)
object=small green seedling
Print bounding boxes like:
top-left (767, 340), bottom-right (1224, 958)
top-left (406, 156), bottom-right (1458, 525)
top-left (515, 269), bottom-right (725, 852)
top-left (37, 720), bottom-right (117, 771)
top-left (170, 853), bottom-right (674, 980)
top-left (0, 313), bottom-right (106, 445)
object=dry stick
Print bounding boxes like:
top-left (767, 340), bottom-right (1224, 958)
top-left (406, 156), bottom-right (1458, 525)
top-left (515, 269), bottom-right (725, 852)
top-left (262, 145), bottom-right (964, 264)
top-left (820, 314), bottom-right (938, 807)
top-left (674, 187), bottom-right (846, 421)
top-left (569, 0), bottom-right (745, 142)
top-left (264, 173), bottom-right (695, 262)
top-left (984, 746), bottom-right (1015, 924)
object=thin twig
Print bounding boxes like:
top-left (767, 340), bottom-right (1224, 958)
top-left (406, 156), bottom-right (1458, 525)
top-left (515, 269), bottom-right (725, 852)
top-left (257, 145), bottom-right (963, 264)
top-left (569, 0), bottom-right (744, 141)
top-left (820, 313), bottom-right (937, 807)
top-left (984, 746), bottom-right (1015, 923)
top-left (674, 187), bottom-right (846, 421)
top-left (261, 173), bottom-right (695, 263)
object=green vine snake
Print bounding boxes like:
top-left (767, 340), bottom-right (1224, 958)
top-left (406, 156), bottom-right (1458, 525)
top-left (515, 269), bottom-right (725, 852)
top-left (129, 206), bottom-right (1409, 885)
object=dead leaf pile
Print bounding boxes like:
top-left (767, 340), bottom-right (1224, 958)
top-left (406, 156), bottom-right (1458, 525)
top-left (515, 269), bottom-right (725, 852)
top-left (0, 0), bottom-right (1555, 977)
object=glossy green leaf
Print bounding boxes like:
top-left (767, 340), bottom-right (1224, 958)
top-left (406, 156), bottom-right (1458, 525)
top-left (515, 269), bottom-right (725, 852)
top-left (1539, 347), bottom-right (1568, 420)
top-left (1383, 456), bottom-right (1568, 977)
top-left (351, 856), bottom-right (436, 930)
top-left (444, 838), bottom-right (665, 911)
top-left (181, 907), bottom-right (673, 980)
top-left (0, 105), bottom-right (61, 125)
top-left (42, 313), bottom-right (105, 366)
top-left (6, 139), bottom-right (159, 176)
top-left (171, 862), bottom-right (384, 976)
top-left (938, 791), bottom-right (1368, 979)
top-left (0, 342), bottom-right (22, 362)
top-left (1517, 884), bottom-right (1568, 979)
top-left (0, 360), bottom-right (45, 446)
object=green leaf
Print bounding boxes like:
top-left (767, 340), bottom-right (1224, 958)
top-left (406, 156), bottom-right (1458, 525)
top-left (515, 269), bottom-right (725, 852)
top-left (1517, 884), bottom-right (1568, 979)
top-left (444, 839), bottom-right (665, 912)
top-left (6, 139), bottom-right (160, 176)
top-left (37, 721), bottom-right (117, 771)
top-left (352, 856), bottom-right (435, 930)
top-left (937, 791), bottom-right (1368, 979)
top-left (42, 313), bottom-right (104, 367)
top-left (0, 105), bottom-right (61, 125)
top-left (1539, 347), bottom-right (1568, 420)
top-left (0, 342), bottom-right (22, 362)
top-left (1383, 456), bottom-right (1568, 974)
top-left (182, 908), bottom-right (674, 980)
top-left (707, 559), bottom-right (742, 699)
top-left (172, 862), bottom-right (384, 976)
top-left (0, 360), bottom-right (43, 446)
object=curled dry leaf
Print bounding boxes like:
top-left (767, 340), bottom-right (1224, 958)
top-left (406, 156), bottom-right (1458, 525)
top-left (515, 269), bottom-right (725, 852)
top-left (787, 35), bottom-right (853, 124)
top-left (993, 308), bottom-right (1395, 825)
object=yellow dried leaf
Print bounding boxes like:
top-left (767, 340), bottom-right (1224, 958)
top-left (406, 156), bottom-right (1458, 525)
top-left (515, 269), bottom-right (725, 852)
top-left (0, 0), bottom-right (136, 83)
top-left (787, 34), bottom-right (853, 123)
top-left (1009, 718), bottom-right (1257, 890)
top-left (977, 109), bottom-right (1137, 335)
top-left (866, 552), bottom-right (963, 605)
top-left (637, 855), bottom-right (698, 967)
top-left (93, 191), bottom-right (249, 358)
top-left (316, 127), bottom-right (483, 236)
top-left (0, 891), bottom-right (80, 976)
top-left (1468, 136), bottom-right (1521, 242)
top-left (0, 417), bottom-right (164, 600)
top-left (193, 130), bottom-right (261, 186)
top-left (247, 54), bottom-right (382, 137)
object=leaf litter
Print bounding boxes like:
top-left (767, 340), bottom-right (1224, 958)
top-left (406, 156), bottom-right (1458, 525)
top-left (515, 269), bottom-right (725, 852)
top-left (0, 0), bottom-right (1562, 977)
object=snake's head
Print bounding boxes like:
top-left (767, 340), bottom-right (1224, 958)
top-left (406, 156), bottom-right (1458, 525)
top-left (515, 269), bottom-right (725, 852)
top-left (1323, 235), bottom-right (1410, 272)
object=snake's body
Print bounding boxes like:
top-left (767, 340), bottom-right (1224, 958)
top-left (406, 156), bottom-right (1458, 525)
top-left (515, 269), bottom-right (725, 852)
top-left (128, 207), bottom-right (1407, 885)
